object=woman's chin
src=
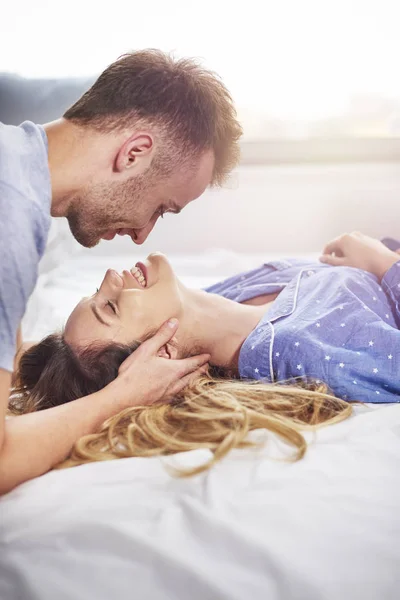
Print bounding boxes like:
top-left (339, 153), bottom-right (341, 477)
top-left (145, 253), bottom-right (175, 284)
top-left (146, 251), bottom-right (169, 263)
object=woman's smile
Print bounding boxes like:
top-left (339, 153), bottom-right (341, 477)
top-left (64, 253), bottom-right (184, 347)
top-left (121, 265), bottom-right (147, 289)
top-left (133, 262), bottom-right (148, 287)
top-left (119, 257), bottom-right (157, 290)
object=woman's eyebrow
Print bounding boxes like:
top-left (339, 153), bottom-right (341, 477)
top-left (90, 302), bottom-right (109, 326)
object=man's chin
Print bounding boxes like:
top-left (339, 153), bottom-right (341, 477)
top-left (68, 223), bottom-right (101, 249)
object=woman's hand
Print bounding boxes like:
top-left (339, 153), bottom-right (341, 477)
top-left (110, 318), bottom-right (210, 408)
top-left (320, 231), bottom-right (400, 280)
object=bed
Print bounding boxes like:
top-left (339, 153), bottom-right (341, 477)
top-left (0, 404), bottom-right (399, 600)
top-left (1, 234), bottom-right (399, 599)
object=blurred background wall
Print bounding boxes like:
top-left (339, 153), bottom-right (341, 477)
top-left (1, 0), bottom-right (400, 258)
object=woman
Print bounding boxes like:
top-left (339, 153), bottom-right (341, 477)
top-left (10, 232), bottom-right (400, 473)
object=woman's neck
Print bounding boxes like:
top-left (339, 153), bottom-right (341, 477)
top-left (179, 289), bottom-right (270, 370)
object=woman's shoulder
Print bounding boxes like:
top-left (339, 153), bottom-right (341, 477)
top-left (204, 257), bottom-right (321, 294)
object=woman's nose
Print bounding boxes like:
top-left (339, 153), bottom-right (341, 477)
top-left (101, 269), bottom-right (124, 291)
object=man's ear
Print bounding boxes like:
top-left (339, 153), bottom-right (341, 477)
top-left (115, 132), bottom-right (154, 175)
top-left (157, 338), bottom-right (179, 359)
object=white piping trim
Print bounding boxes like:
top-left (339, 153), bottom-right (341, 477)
top-left (268, 269), bottom-right (306, 383)
top-left (251, 282), bottom-right (288, 287)
top-left (269, 322), bottom-right (275, 383)
top-left (292, 270), bottom-right (305, 310)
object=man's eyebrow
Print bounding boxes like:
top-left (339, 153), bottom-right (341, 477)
top-left (90, 302), bottom-right (109, 326)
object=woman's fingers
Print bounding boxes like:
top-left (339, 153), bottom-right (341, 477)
top-left (321, 241), bottom-right (338, 256)
top-left (319, 254), bottom-right (346, 266)
top-left (321, 237), bottom-right (345, 257)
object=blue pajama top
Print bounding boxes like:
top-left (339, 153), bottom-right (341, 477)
top-left (205, 258), bottom-right (400, 403)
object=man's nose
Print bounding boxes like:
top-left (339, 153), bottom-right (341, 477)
top-left (132, 221), bottom-right (157, 245)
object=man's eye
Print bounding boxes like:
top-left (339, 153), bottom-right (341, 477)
top-left (106, 300), bottom-right (117, 314)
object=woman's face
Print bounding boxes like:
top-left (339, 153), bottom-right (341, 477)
top-left (64, 253), bottom-right (184, 348)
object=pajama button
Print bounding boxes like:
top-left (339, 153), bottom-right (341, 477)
top-left (307, 270), bottom-right (315, 276)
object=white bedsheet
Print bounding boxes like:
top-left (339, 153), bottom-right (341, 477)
top-left (0, 403), bottom-right (399, 600)
top-left (3, 250), bottom-right (399, 599)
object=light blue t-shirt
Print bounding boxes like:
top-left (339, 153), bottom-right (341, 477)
top-left (0, 121), bottom-right (51, 372)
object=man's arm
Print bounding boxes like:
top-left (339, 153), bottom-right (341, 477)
top-left (0, 320), bottom-right (209, 495)
top-left (0, 371), bottom-right (125, 494)
top-left (0, 370), bottom-right (11, 442)
top-left (13, 326), bottom-right (22, 373)
top-left (12, 326), bottom-right (35, 376)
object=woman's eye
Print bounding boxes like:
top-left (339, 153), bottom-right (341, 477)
top-left (106, 300), bottom-right (117, 314)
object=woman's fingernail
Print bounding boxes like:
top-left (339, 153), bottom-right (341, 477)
top-left (168, 318), bottom-right (178, 328)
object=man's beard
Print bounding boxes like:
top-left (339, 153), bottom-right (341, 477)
top-left (65, 175), bottom-right (151, 248)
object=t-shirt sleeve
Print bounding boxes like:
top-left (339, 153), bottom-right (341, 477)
top-left (0, 190), bottom-right (43, 372)
top-left (381, 260), bottom-right (400, 325)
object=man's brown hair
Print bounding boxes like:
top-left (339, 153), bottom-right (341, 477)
top-left (63, 49), bottom-right (243, 185)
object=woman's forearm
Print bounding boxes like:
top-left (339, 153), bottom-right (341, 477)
top-left (0, 382), bottom-right (128, 495)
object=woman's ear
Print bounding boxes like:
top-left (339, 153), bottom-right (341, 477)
top-left (157, 338), bottom-right (179, 360)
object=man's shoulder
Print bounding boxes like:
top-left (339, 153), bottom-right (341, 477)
top-left (0, 121), bottom-right (51, 221)
top-left (0, 121), bottom-right (52, 260)
top-left (0, 120), bottom-right (48, 174)
top-left (0, 119), bottom-right (43, 147)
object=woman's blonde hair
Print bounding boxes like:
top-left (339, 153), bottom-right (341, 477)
top-left (10, 334), bottom-right (352, 476)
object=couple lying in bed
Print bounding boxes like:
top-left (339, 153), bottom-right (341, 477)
top-left (10, 232), bottom-right (400, 474)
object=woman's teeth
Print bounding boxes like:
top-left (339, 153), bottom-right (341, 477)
top-left (131, 266), bottom-right (147, 287)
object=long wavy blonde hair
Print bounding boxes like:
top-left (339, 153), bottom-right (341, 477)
top-left (61, 377), bottom-right (351, 476)
top-left (10, 333), bottom-right (352, 476)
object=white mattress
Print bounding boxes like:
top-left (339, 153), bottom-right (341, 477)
top-left (0, 403), bottom-right (399, 600)
top-left (2, 249), bottom-right (398, 599)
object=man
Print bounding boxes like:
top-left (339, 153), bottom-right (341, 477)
top-left (0, 49), bottom-right (242, 494)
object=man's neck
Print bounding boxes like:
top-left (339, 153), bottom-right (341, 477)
top-left (44, 119), bottom-right (78, 216)
top-left (44, 119), bottom-right (111, 217)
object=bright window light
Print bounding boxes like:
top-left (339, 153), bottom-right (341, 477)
top-left (1, 0), bottom-right (400, 138)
